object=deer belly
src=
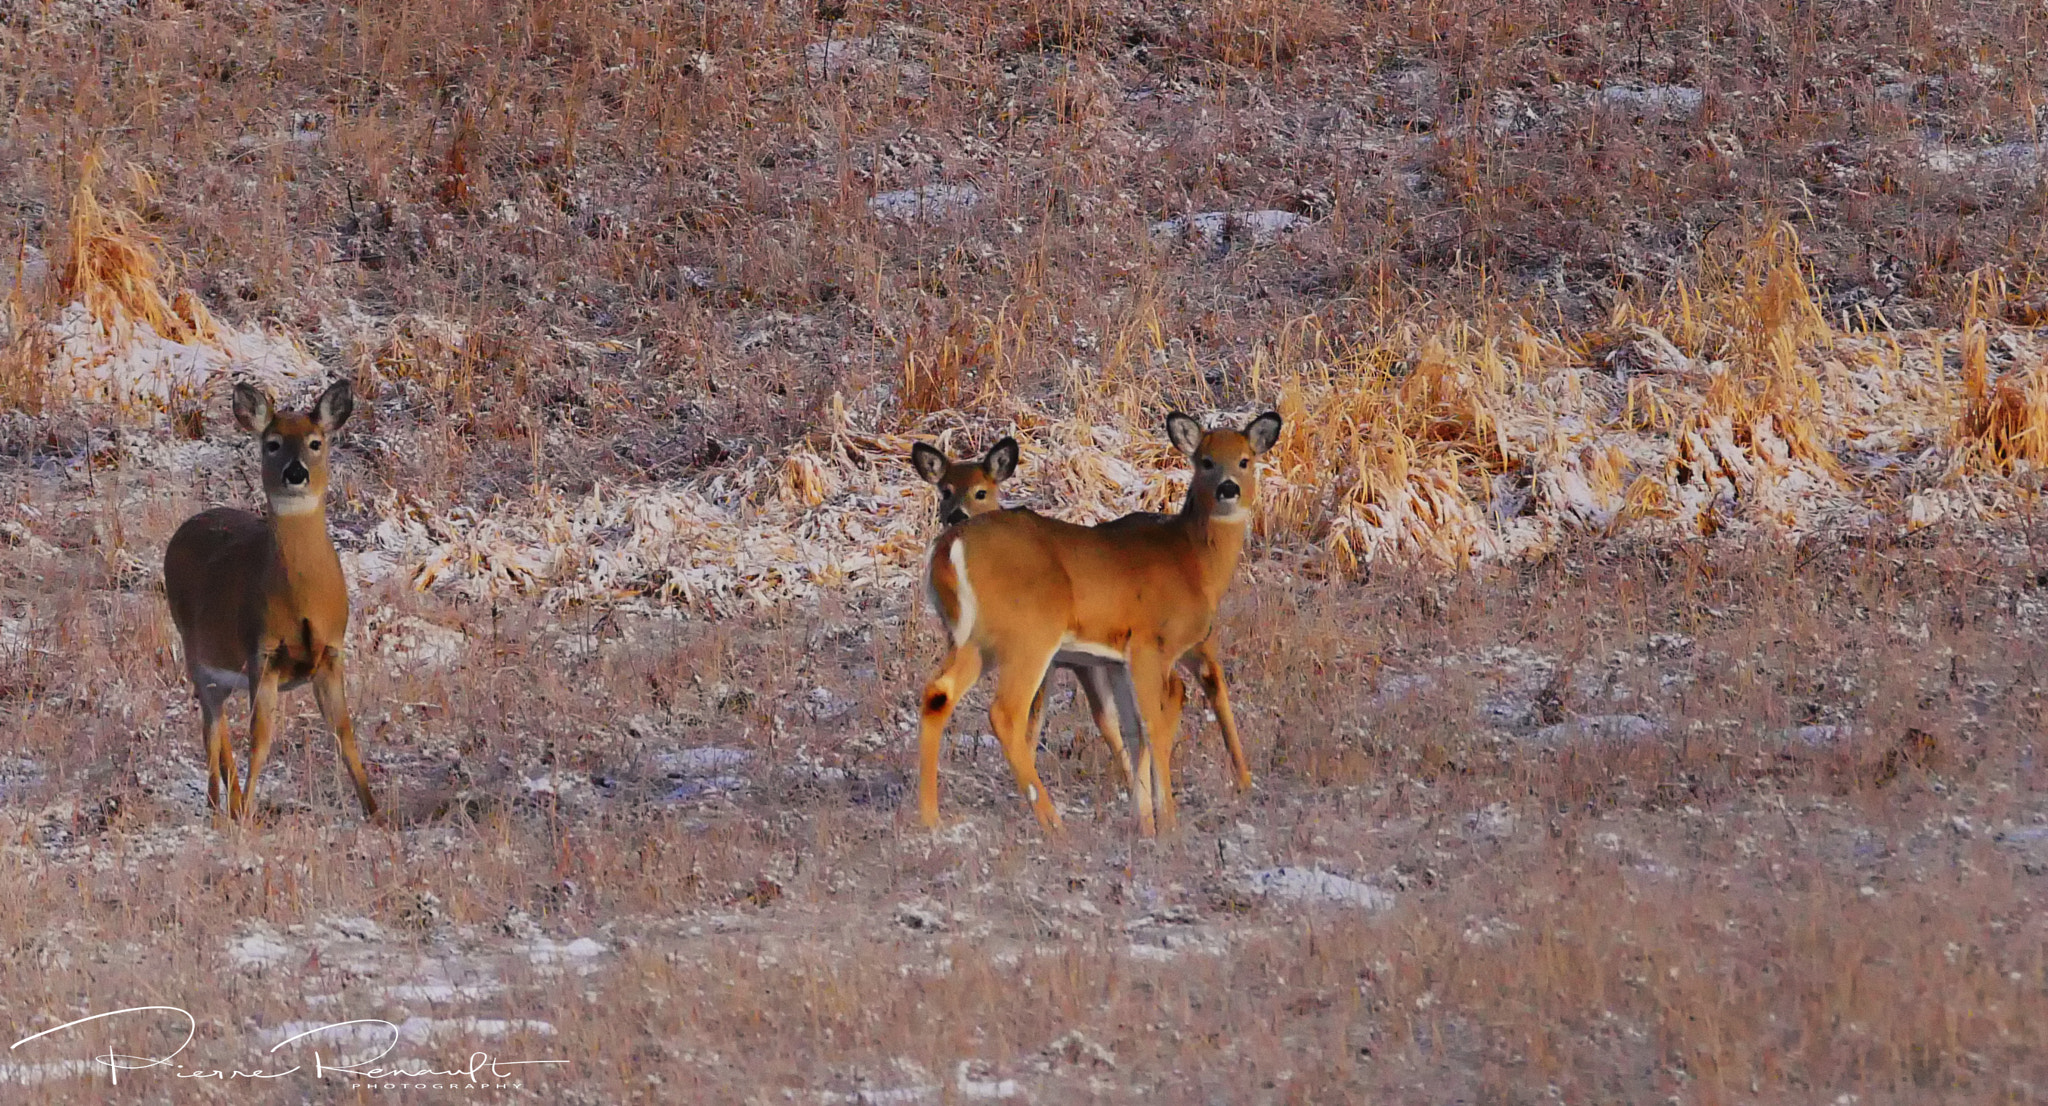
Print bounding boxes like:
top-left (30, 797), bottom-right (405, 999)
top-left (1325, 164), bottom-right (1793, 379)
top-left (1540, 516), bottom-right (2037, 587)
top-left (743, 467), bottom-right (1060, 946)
top-left (195, 665), bottom-right (251, 692)
top-left (1053, 639), bottom-right (1127, 668)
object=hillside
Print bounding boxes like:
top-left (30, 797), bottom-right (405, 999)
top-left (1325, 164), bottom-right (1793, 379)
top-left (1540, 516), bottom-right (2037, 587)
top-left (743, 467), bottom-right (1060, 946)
top-left (2, 1), bottom-right (2047, 1101)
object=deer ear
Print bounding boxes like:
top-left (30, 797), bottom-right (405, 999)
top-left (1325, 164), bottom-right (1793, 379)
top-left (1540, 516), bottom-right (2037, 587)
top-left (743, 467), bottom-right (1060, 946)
top-left (232, 381), bottom-right (274, 433)
top-left (910, 443), bottom-right (950, 485)
top-left (1165, 412), bottom-right (1203, 457)
top-left (312, 379), bottom-right (355, 432)
top-left (1246, 411), bottom-right (1283, 454)
top-left (982, 437), bottom-right (1019, 483)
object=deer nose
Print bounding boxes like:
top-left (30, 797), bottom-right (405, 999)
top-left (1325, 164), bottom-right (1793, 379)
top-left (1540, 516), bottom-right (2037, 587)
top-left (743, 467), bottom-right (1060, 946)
top-left (1217, 478), bottom-right (1241, 500)
top-left (944, 508), bottom-right (970, 525)
top-left (283, 460), bottom-right (311, 486)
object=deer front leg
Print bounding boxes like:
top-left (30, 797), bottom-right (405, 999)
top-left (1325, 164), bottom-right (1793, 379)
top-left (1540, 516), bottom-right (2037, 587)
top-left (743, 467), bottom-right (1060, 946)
top-left (198, 684), bottom-right (236, 815)
top-left (195, 684), bottom-right (234, 811)
top-left (313, 650), bottom-right (378, 819)
top-left (989, 636), bottom-right (1064, 832)
top-left (237, 662), bottom-right (283, 823)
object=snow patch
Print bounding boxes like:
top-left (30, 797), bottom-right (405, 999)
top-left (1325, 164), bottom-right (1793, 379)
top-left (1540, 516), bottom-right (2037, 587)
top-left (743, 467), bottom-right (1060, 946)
top-left (261, 1017), bottom-right (555, 1049)
top-left (0, 1060), bottom-right (100, 1086)
top-left (1591, 84), bottom-right (1704, 118)
top-left (1244, 867), bottom-right (1396, 913)
top-left (45, 300), bottom-right (324, 409)
top-left (869, 184), bottom-right (981, 222)
top-left (371, 615), bottom-right (469, 670)
top-left (1149, 210), bottom-right (1306, 251)
top-left (1530, 714), bottom-right (1665, 746)
top-left (226, 928), bottom-right (295, 969)
top-left (956, 1062), bottom-right (1023, 1100)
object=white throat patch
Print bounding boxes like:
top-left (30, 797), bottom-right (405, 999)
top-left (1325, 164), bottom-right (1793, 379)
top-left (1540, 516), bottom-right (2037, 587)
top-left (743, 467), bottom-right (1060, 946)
top-left (268, 494), bottom-right (325, 516)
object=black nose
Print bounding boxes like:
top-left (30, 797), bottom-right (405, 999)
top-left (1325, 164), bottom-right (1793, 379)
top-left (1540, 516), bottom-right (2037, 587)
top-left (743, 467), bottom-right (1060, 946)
top-left (945, 509), bottom-right (970, 525)
top-left (283, 461), bottom-right (310, 486)
top-left (1217, 479), bottom-right (1240, 500)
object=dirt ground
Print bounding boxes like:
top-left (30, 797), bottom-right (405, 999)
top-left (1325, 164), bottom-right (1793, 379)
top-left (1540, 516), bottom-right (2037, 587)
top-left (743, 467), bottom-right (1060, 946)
top-left (0, 467), bottom-right (2044, 1102)
top-left (6, 0), bottom-right (2048, 1101)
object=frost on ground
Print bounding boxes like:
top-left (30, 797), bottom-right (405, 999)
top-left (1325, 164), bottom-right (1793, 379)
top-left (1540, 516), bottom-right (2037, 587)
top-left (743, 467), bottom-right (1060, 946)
top-left (259, 1016), bottom-right (556, 1049)
top-left (1589, 84), bottom-right (1704, 118)
top-left (1148, 210), bottom-right (1308, 252)
top-left (1530, 714), bottom-right (1666, 747)
top-left (0, 1061), bottom-right (101, 1088)
top-left (44, 299), bottom-right (323, 408)
top-left (10, 203), bottom-right (2047, 616)
top-left (868, 184), bottom-right (981, 222)
top-left (1243, 868), bottom-right (1398, 913)
top-left (304, 319), bottom-right (2046, 612)
top-left (1922, 141), bottom-right (2046, 177)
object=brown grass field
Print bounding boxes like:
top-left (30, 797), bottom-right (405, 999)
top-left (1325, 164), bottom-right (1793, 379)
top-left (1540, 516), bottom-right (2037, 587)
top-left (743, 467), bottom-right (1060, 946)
top-left (3, 0), bottom-right (2048, 1101)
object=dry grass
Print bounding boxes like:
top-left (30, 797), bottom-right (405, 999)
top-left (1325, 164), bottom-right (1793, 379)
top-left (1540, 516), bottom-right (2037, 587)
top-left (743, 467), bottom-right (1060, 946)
top-left (59, 157), bottom-right (215, 349)
top-left (0, 524), bottom-right (2045, 1102)
top-left (1, 0), bottom-right (2047, 1100)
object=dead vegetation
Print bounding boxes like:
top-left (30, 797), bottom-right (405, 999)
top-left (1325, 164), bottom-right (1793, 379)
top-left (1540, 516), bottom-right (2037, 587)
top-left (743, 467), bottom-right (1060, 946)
top-left (0, 0), bottom-right (2047, 1100)
top-left (0, 525), bottom-right (2044, 1102)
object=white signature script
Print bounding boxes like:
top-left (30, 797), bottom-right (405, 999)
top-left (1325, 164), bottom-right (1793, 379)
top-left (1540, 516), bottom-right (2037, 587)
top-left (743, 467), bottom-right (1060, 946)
top-left (11, 1006), bottom-right (569, 1085)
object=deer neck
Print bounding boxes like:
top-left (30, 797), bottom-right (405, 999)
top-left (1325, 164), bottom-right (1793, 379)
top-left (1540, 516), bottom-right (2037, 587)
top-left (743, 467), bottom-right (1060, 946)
top-left (267, 499), bottom-right (342, 592)
top-left (1174, 495), bottom-right (1253, 602)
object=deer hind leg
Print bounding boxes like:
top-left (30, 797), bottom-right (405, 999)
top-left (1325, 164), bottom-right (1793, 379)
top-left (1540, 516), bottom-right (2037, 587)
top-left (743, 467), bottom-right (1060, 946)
top-left (313, 651), bottom-right (378, 819)
top-left (1078, 663), bottom-right (1137, 788)
top-left (917, 644), bottom-right (983, 828)
top-left (1189, 639), bottom-right (1251, 792)
top-left (989, 636), bottom-right (1065, 831)
top-left (236, 664), bottom-right (283, 823)
top-left (1023, 671), bottom-right (1056, 754)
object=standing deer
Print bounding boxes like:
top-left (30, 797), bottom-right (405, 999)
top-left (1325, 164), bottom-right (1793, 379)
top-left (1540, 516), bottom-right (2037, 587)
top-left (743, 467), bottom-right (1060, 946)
top-left (916, 411), bottom-right (1281, 834)
top-left (909, 437), bottom-right (1253, 793)
top-left (163, 380), bottom-right (377, 822)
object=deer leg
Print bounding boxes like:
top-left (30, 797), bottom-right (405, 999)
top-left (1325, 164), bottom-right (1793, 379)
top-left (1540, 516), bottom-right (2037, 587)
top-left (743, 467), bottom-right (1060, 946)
top-left (1077, 663), bottom-right (1136, 788)
top-left (989, 636), bottom-right (1064, 831)
top-left (917, 644), bottom-right (983, 828)
top-left (1023, 668), bottom-right (1056, 753)
top-left (197, 682), bottom-right (234, 814)
top-left (313, 651), bottom-right (378, 819)
top-left (237, 663), bottom-right (283, 823)
top-left (1189, 639), bottom-right (1251, 792)
top-left (1131, 647), bottom-right (1185, 834)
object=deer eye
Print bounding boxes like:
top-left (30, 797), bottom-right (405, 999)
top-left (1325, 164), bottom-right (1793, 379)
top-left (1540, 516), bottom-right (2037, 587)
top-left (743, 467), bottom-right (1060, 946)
top-left (1238, 458), bottom-right (1248, 468)
top-left (265, 440), bottom-right (282, 453)
top-left (1199, 457), bottom-right (1214, 469)
top-left (974, 489), bottom-right (988, 500)
top-left (308, 439), bottom-right (322, 451)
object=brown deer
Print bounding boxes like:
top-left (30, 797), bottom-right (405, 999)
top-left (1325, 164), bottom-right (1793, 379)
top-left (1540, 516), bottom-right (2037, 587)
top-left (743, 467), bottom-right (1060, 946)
top-left (916, 411), bottom-right (1281, 834)
top-left (163, 380), bottom-right (377, 822)
top-left (909, 437), bottom-right (1253, 794)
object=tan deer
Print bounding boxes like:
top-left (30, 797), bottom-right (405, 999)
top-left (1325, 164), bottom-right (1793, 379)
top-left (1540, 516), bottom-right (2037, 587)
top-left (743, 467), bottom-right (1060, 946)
top-left (163, 380), bottom-right (377, 822)
top-left (916, 411), bottom-right (1281, 834)
top-left (909, 437), bottom-right (1253, 793)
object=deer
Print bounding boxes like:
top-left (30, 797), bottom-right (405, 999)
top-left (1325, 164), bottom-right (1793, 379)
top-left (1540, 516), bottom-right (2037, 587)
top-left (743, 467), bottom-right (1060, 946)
top-left (909, 437), bottom-right (1254, 794)
top-left (916, 410), bottom-right (1282, 835)
top-left (162, 379), bottom-right (377, 823)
